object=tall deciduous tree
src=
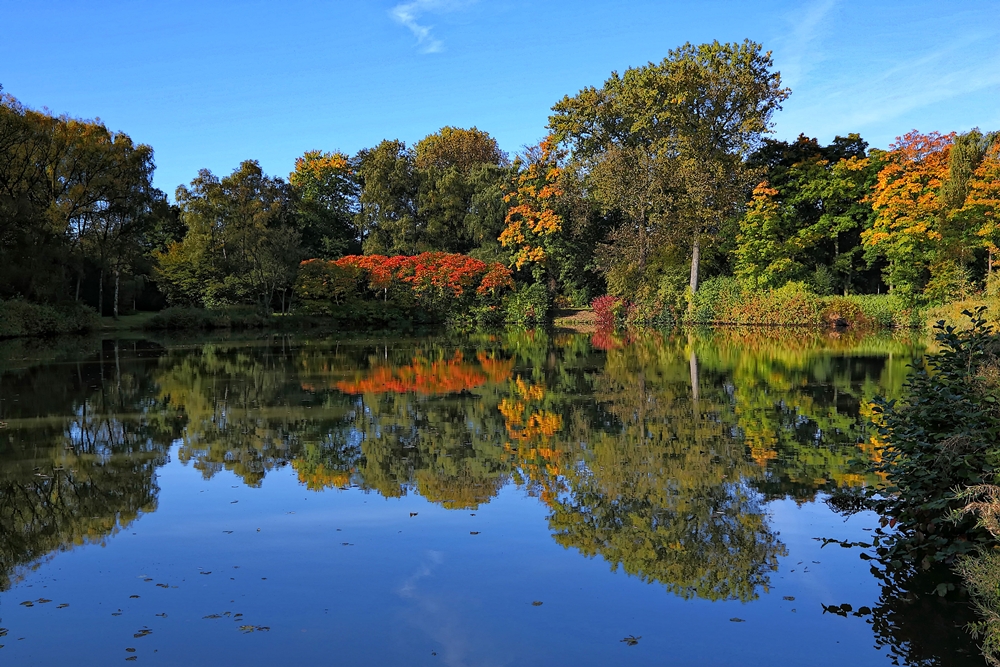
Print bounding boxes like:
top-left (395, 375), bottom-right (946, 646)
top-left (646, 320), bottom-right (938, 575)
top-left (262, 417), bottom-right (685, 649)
top-left (355, 140), bottom-right (419, 255)
top-left (289, 150), bottom-right (360, 259)
top-left (156, 161), bottom-right (299, 310)
top-left (415, 127), bottom-right (508, 254)
top-left (863, 131), bottom-right (954, 299)
top-left (499, 136), bottom-right (565, 278)
top-left (549, 40), bottom-right (789, 297)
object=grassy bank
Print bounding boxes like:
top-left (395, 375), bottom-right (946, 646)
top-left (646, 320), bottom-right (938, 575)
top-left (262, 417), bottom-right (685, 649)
top-left (686, 279), bottom-right (922, 328)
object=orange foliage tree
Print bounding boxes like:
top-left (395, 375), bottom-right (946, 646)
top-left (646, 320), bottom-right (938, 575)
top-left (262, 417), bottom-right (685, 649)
top-left (499, 136), bottom-right (565, 274)
top-left (862, 131), bottom-right (954, 297)
top-left (294, 251), bottom-right (514, 321)
top-left (965, 143), bottom-right (1000, 273)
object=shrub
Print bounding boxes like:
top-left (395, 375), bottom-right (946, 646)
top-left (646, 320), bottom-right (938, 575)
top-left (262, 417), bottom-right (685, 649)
top-left (728, 281), bottom-right (822, 325)
top-left (869, 309), bottom-right (1000, 570)
top-left (506, 283), bottom-right (550, 326)
top-left (293, 252), bottom-right (515, 327)
top-left (591, 295), bottom-right (621, 330)
top-left (688, 276), bottom-right (743, 323)
top-left (686, 281), bottom-right (913, 328)
top-left (0, 299), bottom-right (99, 337)
top-left (143, 306), bottom-right (274, 330)
top-left (836, 294), bottom-right (900, 328)
top-left (144, 307), bottom-right (218, 330)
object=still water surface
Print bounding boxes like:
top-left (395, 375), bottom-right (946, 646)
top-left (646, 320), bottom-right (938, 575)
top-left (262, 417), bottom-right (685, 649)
top-left (0, 329), bottom-right (982, 665)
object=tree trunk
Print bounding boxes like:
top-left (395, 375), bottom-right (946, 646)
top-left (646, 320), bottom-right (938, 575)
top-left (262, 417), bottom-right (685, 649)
top-left (689, 235), bottom-right (701, 295)
top-left (113, 268), bottom-right (120, 320)
top-left (638, 211), bottom-right (648, 273)
top-left (689, 348), bottom-right (700, 404)
top-left (98, 267), bottom-right (104, 317)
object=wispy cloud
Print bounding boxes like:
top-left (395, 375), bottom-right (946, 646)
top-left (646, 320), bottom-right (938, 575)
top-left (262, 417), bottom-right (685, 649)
top-left (775, 0), bottom-right (838, 87)
top-left (771, 2), bottom-right (1000, 146)
top-left (390, 0), bottom-right (473, 54)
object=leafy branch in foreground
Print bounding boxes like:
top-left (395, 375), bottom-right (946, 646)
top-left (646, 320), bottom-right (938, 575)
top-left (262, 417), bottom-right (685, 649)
top-left (869, 307), bottom-right (1000, 570)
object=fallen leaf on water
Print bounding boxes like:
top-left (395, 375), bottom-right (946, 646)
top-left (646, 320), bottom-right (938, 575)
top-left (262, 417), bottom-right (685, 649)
top-left (470, 531), bottom-right (480, 535)
top-left (126, 648), bottom-right (136, 653)
top-left (129, 595), bottom-right (140, 599)
top-left (155, 584), bottom-right (168, 588)
top-left (782, 596), bottom-right (795, 601)
top-left (531, 601), bottom-right (543, 606)
top-left (19, 601), bottom-right (33, 607)
top-left (410, 512), bottom-right (418, 517)
top-left (112, 612), bottom-right (123, 617)
top-left (730, 618), bottom-right (746, 622)
top-left (133, 628), bottom-right (152, 639)
top-left (620, 635), bottom-right (641, 646)
top-left (155, 613), bottom-right (167, 618)
top-left (126, 657), bottom-right (137, 662)
top-left (203, 614), bottom-right (222, 619)
top-left (255, 626), bottom-right (270, 632)
top-left (0, 628), bottom-right (8, 637)
top-left (239, 625), bottom-right (255, 634)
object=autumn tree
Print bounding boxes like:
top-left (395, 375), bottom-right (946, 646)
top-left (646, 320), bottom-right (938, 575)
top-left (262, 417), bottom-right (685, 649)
top-left (499, 136), bottom-right (565, 280)
top-left (945, 130), bottom-right (1000, 274)
top-left (862, 131), bottom-right (954, 300)
top-left (964, 140), bottom-right (1000, 273)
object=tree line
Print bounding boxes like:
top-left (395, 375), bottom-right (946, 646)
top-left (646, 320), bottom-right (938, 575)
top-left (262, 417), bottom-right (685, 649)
top-left (2, 39), bottom-right (998, 323)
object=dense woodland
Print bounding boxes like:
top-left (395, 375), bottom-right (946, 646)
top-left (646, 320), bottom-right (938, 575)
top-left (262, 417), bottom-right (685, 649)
top-left (2, 40), bottom-right (999, 332)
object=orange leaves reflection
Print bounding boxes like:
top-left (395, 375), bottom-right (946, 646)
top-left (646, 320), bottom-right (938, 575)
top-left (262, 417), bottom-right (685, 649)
top-left (335, 351), bottom-right (513, 396)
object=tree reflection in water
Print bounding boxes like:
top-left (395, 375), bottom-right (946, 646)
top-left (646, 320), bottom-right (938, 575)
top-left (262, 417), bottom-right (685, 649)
top-left (3, 328), bottom-right (972, 664)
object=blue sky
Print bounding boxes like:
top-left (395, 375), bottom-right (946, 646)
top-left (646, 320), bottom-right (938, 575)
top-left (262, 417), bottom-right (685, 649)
top-left (2, 0), bottom-right (998, 195)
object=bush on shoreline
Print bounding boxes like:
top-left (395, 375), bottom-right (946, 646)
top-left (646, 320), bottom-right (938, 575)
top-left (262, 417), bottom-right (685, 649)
top-left (603, 278), bottom-right (921, 329)
top-left (868, 310), bottom-right (1000, 570)
top-left (143, 306), bottom-right (325, 331)
top-left (0, 300), bottom-right (99, 338)
top-left (294, 252), bottom-right (517, 328)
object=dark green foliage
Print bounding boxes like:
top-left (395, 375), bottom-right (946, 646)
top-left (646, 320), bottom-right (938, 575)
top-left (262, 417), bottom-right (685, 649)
top-left (0, 300), bottom-right (99, 337)
top-left (870, 308), bottom-right (1000, 569)
top-left (143, 306), bottom-right (319, 331)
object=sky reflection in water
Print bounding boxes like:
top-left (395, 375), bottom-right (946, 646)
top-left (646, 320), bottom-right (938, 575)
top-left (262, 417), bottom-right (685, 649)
top-left (0, 329), bottom-right (982, 665)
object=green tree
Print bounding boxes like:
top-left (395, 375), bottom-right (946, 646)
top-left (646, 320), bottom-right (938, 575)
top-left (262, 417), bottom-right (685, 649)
top-left (549, 40), bottom-right (790, 298)
top-left (355, 140), bottom-right (420, 254)
top-left (156, 161), bottom-right (300, 310)
top-left (289, 150), bottom-right (360, 259)
top-left (735, 134), bottom-right (877, 294)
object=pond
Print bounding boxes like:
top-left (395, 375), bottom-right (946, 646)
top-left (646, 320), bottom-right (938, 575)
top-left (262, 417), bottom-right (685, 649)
top-left (0, 328), bottom-right (982, 665)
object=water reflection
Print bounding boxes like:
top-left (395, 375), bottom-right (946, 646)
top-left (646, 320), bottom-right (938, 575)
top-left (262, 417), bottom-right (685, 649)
top-left (2, 327), bottom-right (960, 663)
top-left (0, 340), bottom-right (175, 590)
